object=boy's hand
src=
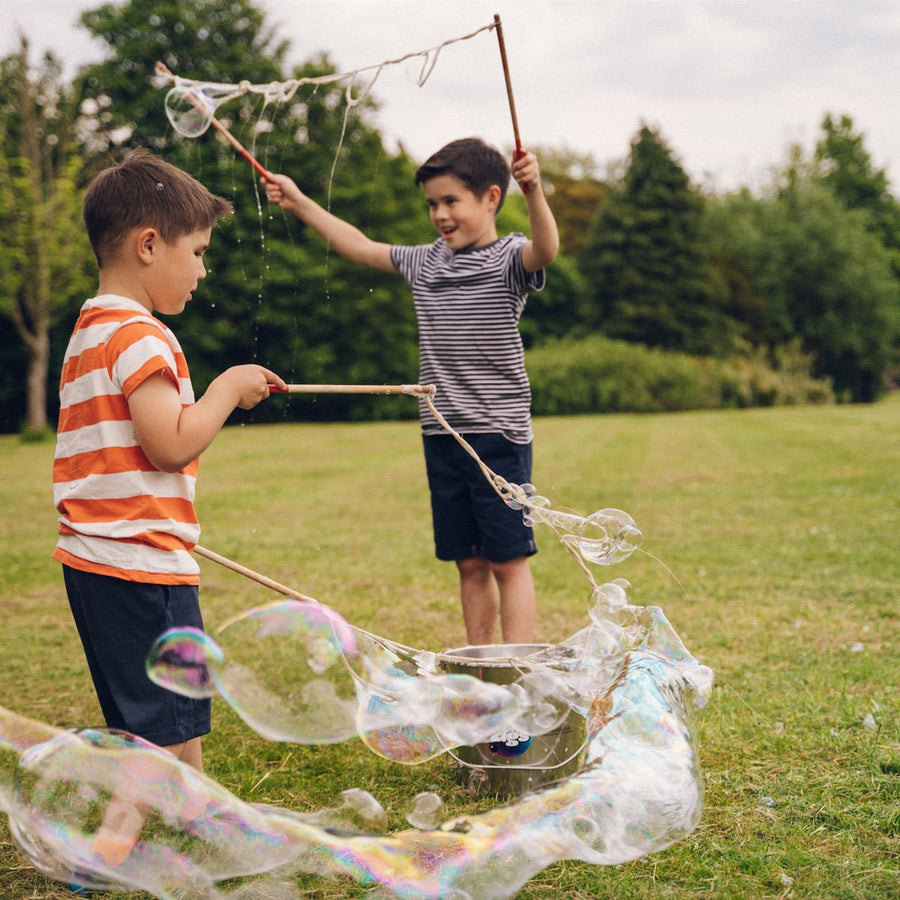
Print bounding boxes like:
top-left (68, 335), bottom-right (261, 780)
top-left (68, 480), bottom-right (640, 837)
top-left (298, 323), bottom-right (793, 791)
top-left (511, 149), bottom-right (541, 194)
top-left (264, 173), bottom-right (305, 213)
top-left (130, 365), bottom-right (286, 472)
top-left (219, 365), bottom-right (286, 410)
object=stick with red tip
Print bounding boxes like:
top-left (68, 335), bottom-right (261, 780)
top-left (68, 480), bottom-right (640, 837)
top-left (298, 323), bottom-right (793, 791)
top-left (493, 14), bottom-right (529, 193)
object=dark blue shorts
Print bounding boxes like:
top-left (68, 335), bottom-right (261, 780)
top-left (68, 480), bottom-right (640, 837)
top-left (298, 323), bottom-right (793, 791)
top-left (423, 433), bottom-right (538, 563)
top-left (62, 565), bottom-right (211, 747)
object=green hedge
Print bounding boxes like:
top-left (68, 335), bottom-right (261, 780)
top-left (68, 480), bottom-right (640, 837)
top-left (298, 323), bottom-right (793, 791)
top-left (527, 336), bottom-right (834, 415)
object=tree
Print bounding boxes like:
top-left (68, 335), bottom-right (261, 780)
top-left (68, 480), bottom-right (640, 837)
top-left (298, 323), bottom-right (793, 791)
top-left (705, 178), bottom-right (899, 401)
top-left (578, 124), bottom-right (738, 355)
top-left (812, 113), bottom-right (900, 263)
top-left (0, 39), bottom-right (92, 432)
top-left (74, 0), bottom-right (431, 423)
top-left (528, 144), bottom-right (606, 258)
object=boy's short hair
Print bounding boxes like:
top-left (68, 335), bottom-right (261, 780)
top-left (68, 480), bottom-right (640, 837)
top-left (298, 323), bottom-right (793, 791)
top-left (415, 138), bottom-right (511, 211)
top-left (83, 148), bottom-right (233, 267)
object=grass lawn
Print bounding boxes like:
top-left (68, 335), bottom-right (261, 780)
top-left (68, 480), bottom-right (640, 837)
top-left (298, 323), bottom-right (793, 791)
top-left (1, 397), bottom-right (897, 898)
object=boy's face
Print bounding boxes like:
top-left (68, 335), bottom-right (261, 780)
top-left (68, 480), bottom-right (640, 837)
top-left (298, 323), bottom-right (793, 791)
top-left (423, 174), bottom-right (499, 251)
top-left (145, 227), bottom-right (212, 315)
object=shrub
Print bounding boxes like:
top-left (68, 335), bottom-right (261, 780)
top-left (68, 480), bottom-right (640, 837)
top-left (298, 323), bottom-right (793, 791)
top-left (527, 336), bottom-right (833, 415)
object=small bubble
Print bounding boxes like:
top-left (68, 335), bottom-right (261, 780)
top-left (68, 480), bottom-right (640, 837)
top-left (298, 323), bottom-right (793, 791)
top-left (405, 792), bottom-right (443, 830)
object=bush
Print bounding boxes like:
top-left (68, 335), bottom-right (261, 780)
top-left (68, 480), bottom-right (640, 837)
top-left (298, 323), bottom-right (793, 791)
top-left (527, 336), bottom-right (833, 415)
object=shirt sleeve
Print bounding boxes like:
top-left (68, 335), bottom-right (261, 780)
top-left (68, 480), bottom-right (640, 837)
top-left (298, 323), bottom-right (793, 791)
top-left (107, 320), bottom-right (181, 398)
top-left (391, 243), bottom-right (436, 290)
top-left (507, 235), bottom-right (546, 295)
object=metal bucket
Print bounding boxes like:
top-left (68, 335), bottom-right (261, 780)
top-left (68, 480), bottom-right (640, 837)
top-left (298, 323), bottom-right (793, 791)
top-left (440, 643), bottom-right (586, 796)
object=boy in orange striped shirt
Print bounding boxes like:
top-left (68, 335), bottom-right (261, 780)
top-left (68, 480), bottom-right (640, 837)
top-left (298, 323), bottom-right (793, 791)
top-left (52, 149), bottom-right (285, 875)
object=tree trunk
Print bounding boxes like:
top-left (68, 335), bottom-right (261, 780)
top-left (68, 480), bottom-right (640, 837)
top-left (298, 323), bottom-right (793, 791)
top-left (25, 327), bottom-right (49, 432)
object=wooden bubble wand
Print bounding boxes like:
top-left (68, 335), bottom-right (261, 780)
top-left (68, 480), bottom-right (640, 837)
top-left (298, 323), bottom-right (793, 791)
top-left (493, 13), bottom-right (529, 193)
top-left (155, 61), bottom-right (273, 182)
top-left (267, 383), bottom-right (435, 396)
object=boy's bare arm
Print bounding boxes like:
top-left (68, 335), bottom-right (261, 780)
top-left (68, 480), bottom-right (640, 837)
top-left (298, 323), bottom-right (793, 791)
top-left (512, 151), bottom-right (560, 273)
top-left (265, 174), bottom-right (396, 273)
top-left (129, 366), bottom-right (286, 473)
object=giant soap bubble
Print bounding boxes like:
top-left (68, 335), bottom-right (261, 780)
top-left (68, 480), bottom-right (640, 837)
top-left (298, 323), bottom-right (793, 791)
top-left (1, 581), bottom-right (712, 898)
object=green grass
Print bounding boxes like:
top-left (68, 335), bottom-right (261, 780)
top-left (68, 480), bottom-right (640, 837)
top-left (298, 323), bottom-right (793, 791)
top-left (1, 398), bottom-right (898, 898)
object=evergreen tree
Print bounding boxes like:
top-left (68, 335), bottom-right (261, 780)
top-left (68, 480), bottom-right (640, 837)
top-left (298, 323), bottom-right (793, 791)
top-left (813, 113), bottom-right (900, 267)
top-left (578, 125), bottom-right (737, 355)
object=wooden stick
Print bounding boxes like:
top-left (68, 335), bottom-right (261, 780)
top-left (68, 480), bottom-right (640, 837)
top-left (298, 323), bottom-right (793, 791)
top-left (155, 61), bottom-right (272, 181)
top-left (493, 14), bottom-right (522, 152)
top-left (194, 544), bottom-right (316, 603)
top-left (493, 14), bottom-right (528, 193)
top-left (268, 383), bottom-right (435, 396)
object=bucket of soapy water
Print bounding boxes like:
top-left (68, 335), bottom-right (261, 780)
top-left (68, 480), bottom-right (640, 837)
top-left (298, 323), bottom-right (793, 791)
top-left (439, 643), bottom-right (587, 796)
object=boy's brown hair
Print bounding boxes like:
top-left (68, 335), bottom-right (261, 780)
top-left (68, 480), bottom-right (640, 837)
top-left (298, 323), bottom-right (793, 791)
top-left (414, 137), bottom-right (511, 212)
top-left (83, 148), bottom-right (232, 267)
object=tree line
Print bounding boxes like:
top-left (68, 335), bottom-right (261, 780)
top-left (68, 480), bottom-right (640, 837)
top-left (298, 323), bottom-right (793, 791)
top-left (1, 0), bottom-right (898, 434)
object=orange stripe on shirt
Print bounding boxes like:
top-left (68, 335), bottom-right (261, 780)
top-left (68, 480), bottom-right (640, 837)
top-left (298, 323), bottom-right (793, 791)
top-left (59, 495), bottom-right (198, 526)
top-left (58, 393), bottom-right (131, 433)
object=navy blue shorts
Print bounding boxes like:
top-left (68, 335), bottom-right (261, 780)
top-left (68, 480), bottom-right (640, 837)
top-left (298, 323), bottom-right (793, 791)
top-left (423, 433), bottom-right (538, 563)
top-left (62, 565), bottom-right (211, 747)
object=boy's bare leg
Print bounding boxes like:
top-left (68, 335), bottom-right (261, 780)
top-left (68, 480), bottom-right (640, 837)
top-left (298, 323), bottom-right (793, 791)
top-left (492, 556), bottom-right (536, 644)
top-left (457, 556), bottom-right (500, 645)
top-left (91, 736), bottom-right (204, 866)
top-left (171, 736), bottom-right (203, 771)
top-left (457, 555), bottom-right (536, 645)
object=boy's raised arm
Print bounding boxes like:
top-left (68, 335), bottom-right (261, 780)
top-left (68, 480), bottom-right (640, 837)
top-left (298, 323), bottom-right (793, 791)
top-left (265, 174), bottom-right (396, 273)
top-left (512, 150), bottom-right (560, 273)
top-left (129, 365), bottom-right (285, 473)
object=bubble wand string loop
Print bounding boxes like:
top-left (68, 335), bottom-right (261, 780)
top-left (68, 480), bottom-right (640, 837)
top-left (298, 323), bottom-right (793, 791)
top-left (155, 61), bottom-right (273, 182)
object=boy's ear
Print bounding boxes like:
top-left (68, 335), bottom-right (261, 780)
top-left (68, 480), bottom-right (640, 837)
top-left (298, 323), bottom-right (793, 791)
top-left (486, 184), bottom-right (502, 211)
top-left (136, 227), bottom-right (159, 264)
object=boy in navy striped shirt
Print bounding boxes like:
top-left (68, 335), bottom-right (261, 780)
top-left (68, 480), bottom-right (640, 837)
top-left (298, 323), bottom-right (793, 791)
top-left (266, 138), bottom-right (558, 645)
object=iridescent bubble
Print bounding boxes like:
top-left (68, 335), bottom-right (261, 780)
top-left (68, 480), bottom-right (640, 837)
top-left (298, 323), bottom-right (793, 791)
top-left (147, 626), bottom-right (220, 699)
top-left (563, 508), bottom-right (643, 566)
top-left (405, 792), bottom-right (443, 830)
top-left (164, 86), bottom-right (217, 137)
top-left (522, 494), bottom-right (550, 527)
top-left (1, 582), bottom-right (713, 898)
top-left (148, 601), bottom-right (360, 745)
top-left (590, 580), bottom-right (630, 615)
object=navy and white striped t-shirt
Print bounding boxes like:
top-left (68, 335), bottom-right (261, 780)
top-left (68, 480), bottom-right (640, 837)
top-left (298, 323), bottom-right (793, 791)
top-left (391, 233), bottom-right (545, 445)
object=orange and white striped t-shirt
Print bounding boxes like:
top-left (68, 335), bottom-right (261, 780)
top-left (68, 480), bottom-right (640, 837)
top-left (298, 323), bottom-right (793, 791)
top-left (53, 295), bottom-right (200, 584)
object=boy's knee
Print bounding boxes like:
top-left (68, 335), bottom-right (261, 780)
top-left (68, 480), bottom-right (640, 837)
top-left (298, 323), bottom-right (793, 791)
top-left (456, 555), bottom-right (491, 578)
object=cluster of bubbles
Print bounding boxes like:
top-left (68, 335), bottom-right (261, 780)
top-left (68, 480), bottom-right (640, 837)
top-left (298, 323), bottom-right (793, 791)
top-left (1, 579), bottom-right (713, 899)
top-left (499, 480), bottom-right (644, 567)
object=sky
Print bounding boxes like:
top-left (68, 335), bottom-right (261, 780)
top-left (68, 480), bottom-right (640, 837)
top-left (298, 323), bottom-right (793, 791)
top-left (3, 0), bottom-right (900, 191)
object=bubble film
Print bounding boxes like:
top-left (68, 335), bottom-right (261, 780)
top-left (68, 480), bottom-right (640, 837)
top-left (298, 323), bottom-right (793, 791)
top-left (164, 85), bottom-right (220, 137)
top-left (2, 582), bottom-right (712, 898)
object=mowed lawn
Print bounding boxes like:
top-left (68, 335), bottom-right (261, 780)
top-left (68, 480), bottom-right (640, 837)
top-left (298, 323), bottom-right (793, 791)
top-left (1, 397), bottom-right (897, 899)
